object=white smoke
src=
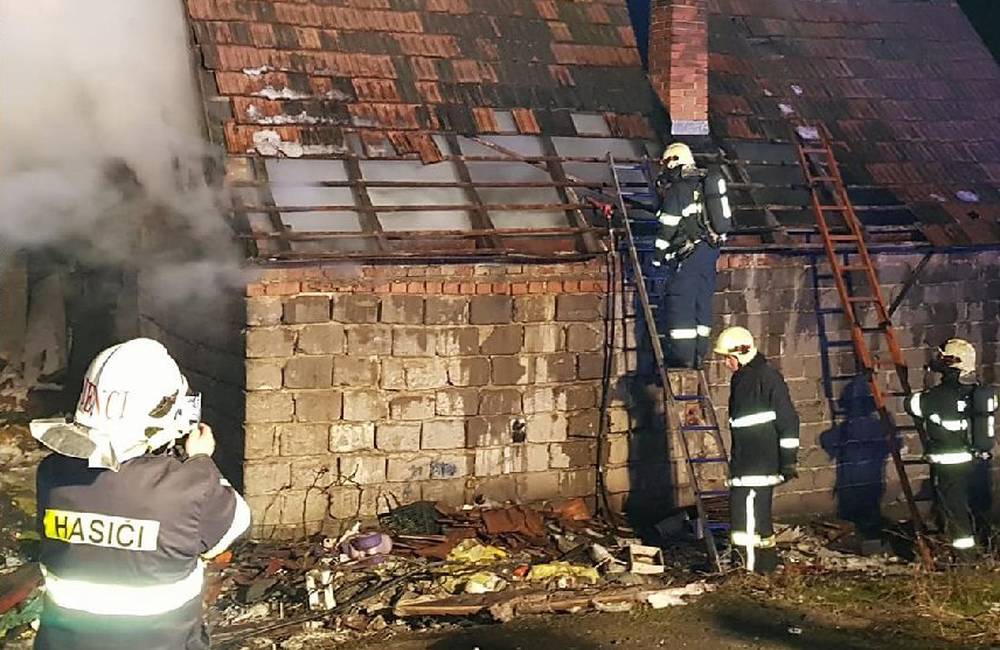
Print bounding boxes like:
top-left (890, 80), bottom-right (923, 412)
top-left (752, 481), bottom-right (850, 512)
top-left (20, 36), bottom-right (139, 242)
top-left (0, 0), bottom-right (249, 299)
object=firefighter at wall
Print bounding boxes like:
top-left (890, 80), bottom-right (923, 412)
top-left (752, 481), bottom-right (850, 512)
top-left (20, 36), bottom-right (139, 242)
top-left (715, 326), bottom-right (800, 573)
top-left (29, 338), bottom-right (251, 650)
top-left (653, 142), bottom-right (733, 368)
top-left (905, 338), bottom-right (996, 554)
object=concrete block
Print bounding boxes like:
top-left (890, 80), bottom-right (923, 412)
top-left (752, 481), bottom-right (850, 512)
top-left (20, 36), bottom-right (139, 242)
top-left (556, 294), bottom-right (602, 321)
top-left (435, 388), bottom-right (479, 416)
top-left (466, 415), bottom-right (518, 447)
top-left (421, 478), bottom-right (469, 507)
top-left (475, 446), bottom-right (520, 476)
top-left (245, 424), bottom-right (277, 460)
top-left (246, 391), bottom-right (294, 423)
top-left (409, 358), bottom-right (451, 390)
top-left (425, 296), bottom-right (469, 325)
top-left (526, 412), bottom-right (568, 443)
top-left (243, 460), bottom-right (292, 495)
top-left (246, 359), bottom-right (283, 390)
top-left (479, 325), bottom-right (524, 355)
top-left (333, 294), bottom-right (380, 323)
top-left (376, 422), bottom-right (421, 452)
top-left (346, 325), bottom-right (392, 356)
top-left (294, 390), bottom-right (343, 422)
top-left (283, 295), bottom-right (330, 324)
top-left (328, 487), bottom-right (363, 520)
top-left (523, 323), bottom-right (563, 353)
top-left (390, 394), bottom-right (436, 420)
top-left (516, 471), bottom-right (561, 502)
top-left (422, 419), bottom-right (466, 449)
top-left (577, 352), bottom-right (605, 380)
top-left (605, 466), bottom-right (632, 493)
top-left (278, 423), bottom-right (330, 456)
top-left (393, 327), bottom-right (436, 357)
top-left (330, 421), bottom-right (376, 453)
top-left (338, 455), bottom-right (387, 485)
top-left (332, 357), bottom-right (379, 387)
top-left (491, 356), bottom-right (532, 385)
top-left (283, 356), bottom-right (333, 388)
top-left (607, 434), bottom-right (629, 465)
top-left (470, 295), bottom-right (513, 324)
top-left (342, 389), bottom-right (388, 421)
top-left (277, 490), bottom-right (329, 526)
top-left (386, 454), bottom-right (431, 482)
top-left (566, 323), bottom-right (602, 352)
top-left (523, 387), bottom-right (555, 414)
top-left (526, 444), bottom-right (550, 472)
top-left (246, 327), bottom-right (295, 358)
top-left (297, 323), bottom-right (346, 355)
top-left (555, 384), bottom-right (597, 410)
top-left (289, 456), bottom-right (339, 489)
top-left (479, 388), bottom-right (523, 415)
top-left (246, 296), bottom-right (283, 326)
top-left (380, 358), bottom-right (407, 390)
top-left (381, 295), bottom-right (424, 324)
top-left (549, 439), bottom-right (597, 469)
top-left (446, 357), bottom-right (491, 386)
top-left (514, 295), bottom-right (556, 322)
top-left (608, 407), bottom-right (630, 433)
top-left (535, 353), bottom-right (576, 383)
top-left (469, 475), bottom-right (518, 503)
top-left (559, 468), bottom-right (597, 497)
top-left (437, 327), bottom-right (479, 356)
top-left (429, 452), bottom-right (473, 479)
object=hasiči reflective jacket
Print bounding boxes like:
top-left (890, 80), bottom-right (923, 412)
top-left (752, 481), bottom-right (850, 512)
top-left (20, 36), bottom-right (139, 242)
top-left (653, 167), bottom-right (732, 264)
top-left (727, 353), bottom-right (801, 486)
top-left (35, 453), bottom-right (250, 650)
top-left (906, 375), bottom-right (997, 464)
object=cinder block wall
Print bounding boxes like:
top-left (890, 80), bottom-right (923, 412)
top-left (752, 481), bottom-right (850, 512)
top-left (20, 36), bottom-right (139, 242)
top-left (241, 260), bottom-right (628, 537)
top-left (238, 251), bottom-right (1000, 536)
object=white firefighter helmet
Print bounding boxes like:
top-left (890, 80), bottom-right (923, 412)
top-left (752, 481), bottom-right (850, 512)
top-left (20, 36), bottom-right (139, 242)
top-left (30, 338), bottom-right (200, 470)
top-left (714, 326), bottom-right (758, 365)
top-left (661, 142), bottom-right (695, 169)
top-left (938, 338), bottom-right (976, 377)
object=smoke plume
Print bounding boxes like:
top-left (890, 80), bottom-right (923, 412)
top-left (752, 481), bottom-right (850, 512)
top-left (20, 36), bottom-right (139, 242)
top-left (0, 0), bottom-right (248, 302)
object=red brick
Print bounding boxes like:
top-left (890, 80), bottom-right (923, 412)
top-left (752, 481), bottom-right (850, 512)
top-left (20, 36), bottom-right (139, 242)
top-left (443, 282), bottom-right (461, 295)
top-left (246, 282), bottom-right (266, 297)
top-left (460, 283), bottom-right (477, 295)
top-left (265, 281), bottom-right (302, 296)
top-left (512, 282), bottom-right (529, 295)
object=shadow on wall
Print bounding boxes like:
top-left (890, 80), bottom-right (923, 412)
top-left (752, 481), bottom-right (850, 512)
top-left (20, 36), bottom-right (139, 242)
top-left (818, 375), bottom-right (888, 539)
top-left (617, 260), bottom-right (678, 529)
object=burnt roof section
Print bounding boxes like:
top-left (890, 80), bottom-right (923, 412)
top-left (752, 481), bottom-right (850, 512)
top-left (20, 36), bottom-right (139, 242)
top-left (707, 0), bottom-right (1000, 246)
top-left (184, 0), bottom-right (658, 159)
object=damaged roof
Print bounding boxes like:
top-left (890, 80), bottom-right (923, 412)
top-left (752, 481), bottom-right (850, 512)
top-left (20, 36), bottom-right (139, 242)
top-left (708, 0), bottom-right (1000, 246)
top-left (185, 0), bottom-right (658, 159)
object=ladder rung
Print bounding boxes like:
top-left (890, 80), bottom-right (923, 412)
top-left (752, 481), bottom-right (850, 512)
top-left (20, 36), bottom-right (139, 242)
top-left (809, 176), bottom-right (838, 182)
top-left (674, 394), bottom-right (709, 402)
top-left (817, 307), bottom-right (844, 314)
top-left (847, 297), bottom-right (878, 304)
top-left (828, 234), bottom-right (860, 242)
top-left (829, 374), bottom-right (857, 382)
top-left (818, 205), bottom-right (848, 211)
top-left (800, 147), bottom-right (829, 154)
top-left (838, 265), bottom-right (869, 273)
top-left (690, 457), bottom-right (728, 464)
top-left (825, 340), bottom-right (855, 347)
top-left (902, 457), bottom-right (929, 466)
top-left (681, 425), bottom-right (719, 432)
top-left (697, 489), bottom-right (729, 497)
top-left (860, 325), bottom-right (886, 333)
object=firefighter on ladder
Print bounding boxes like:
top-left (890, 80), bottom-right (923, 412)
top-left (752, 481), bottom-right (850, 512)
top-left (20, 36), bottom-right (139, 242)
top-left (652, 142), bottom-right (733, 368)
top-left (905, 338), bottom-right (996, 555)
top-left (29, 338), bottom-right (251, 649)
top-left (715, 326), bottom-right (800, 573)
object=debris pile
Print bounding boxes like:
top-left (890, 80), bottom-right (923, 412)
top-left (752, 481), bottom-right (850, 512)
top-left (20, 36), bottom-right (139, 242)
top-left (207, 498), bottom-right (715, 647)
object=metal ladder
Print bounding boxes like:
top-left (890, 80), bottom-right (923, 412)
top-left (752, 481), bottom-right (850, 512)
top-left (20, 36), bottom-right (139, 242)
top-left (609, 156), bottom-right (731, 571)
top-left (790, 124), bottom-right (931, 549)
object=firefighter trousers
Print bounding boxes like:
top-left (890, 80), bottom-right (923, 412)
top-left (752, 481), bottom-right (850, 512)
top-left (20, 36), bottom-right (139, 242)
top-left (933, 461), bottom-right (976, 549)
top-left (662, 242), bottom-right (720, 368)
top-left (729, 485), bottom-right (778, 573)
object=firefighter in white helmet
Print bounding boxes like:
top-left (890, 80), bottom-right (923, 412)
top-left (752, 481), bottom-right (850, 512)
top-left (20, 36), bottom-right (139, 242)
top-left (905, 338), bottom-right (996, 554)
top-left (715, 326), bottom-right (800, 573)
top-left (30, 338), bottom-right (250, 650)
top-left (652, 142), bottom-right (732, 368)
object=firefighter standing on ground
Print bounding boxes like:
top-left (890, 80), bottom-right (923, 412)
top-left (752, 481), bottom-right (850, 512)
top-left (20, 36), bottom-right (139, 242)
top-left (653, 142), bottom-right (733, 368)
top-left (29, 338), bottom-right (251, 650)
top-left (715, 326), bottom-right (800, 573)
top-left (905, 338), bottom-right (996, 553)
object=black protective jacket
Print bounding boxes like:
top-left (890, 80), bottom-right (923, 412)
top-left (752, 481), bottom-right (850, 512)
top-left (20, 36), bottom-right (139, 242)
top-left (35, 453), bottom-right (250, 650)
top-left (906, 372), bottom-right (997, 459)
top-left (653, 166), bottom-right (731, 263)
top-left (728, 353), bottom-right (801, 480)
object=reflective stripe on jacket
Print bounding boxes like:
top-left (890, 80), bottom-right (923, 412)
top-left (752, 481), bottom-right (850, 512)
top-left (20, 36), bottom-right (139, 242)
top-left (728, 353), bottom-right (800, 478)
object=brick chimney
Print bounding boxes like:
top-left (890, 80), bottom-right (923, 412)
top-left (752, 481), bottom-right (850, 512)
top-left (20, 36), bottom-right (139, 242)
top-left (648, 0), bottom-right (709, 136)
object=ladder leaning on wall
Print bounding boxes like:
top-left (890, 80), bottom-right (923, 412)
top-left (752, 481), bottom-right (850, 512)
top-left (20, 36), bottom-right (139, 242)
top-left (607, 155), bottom-right (731, 572)
top-left (790, 122), bottom-right (933, 563)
